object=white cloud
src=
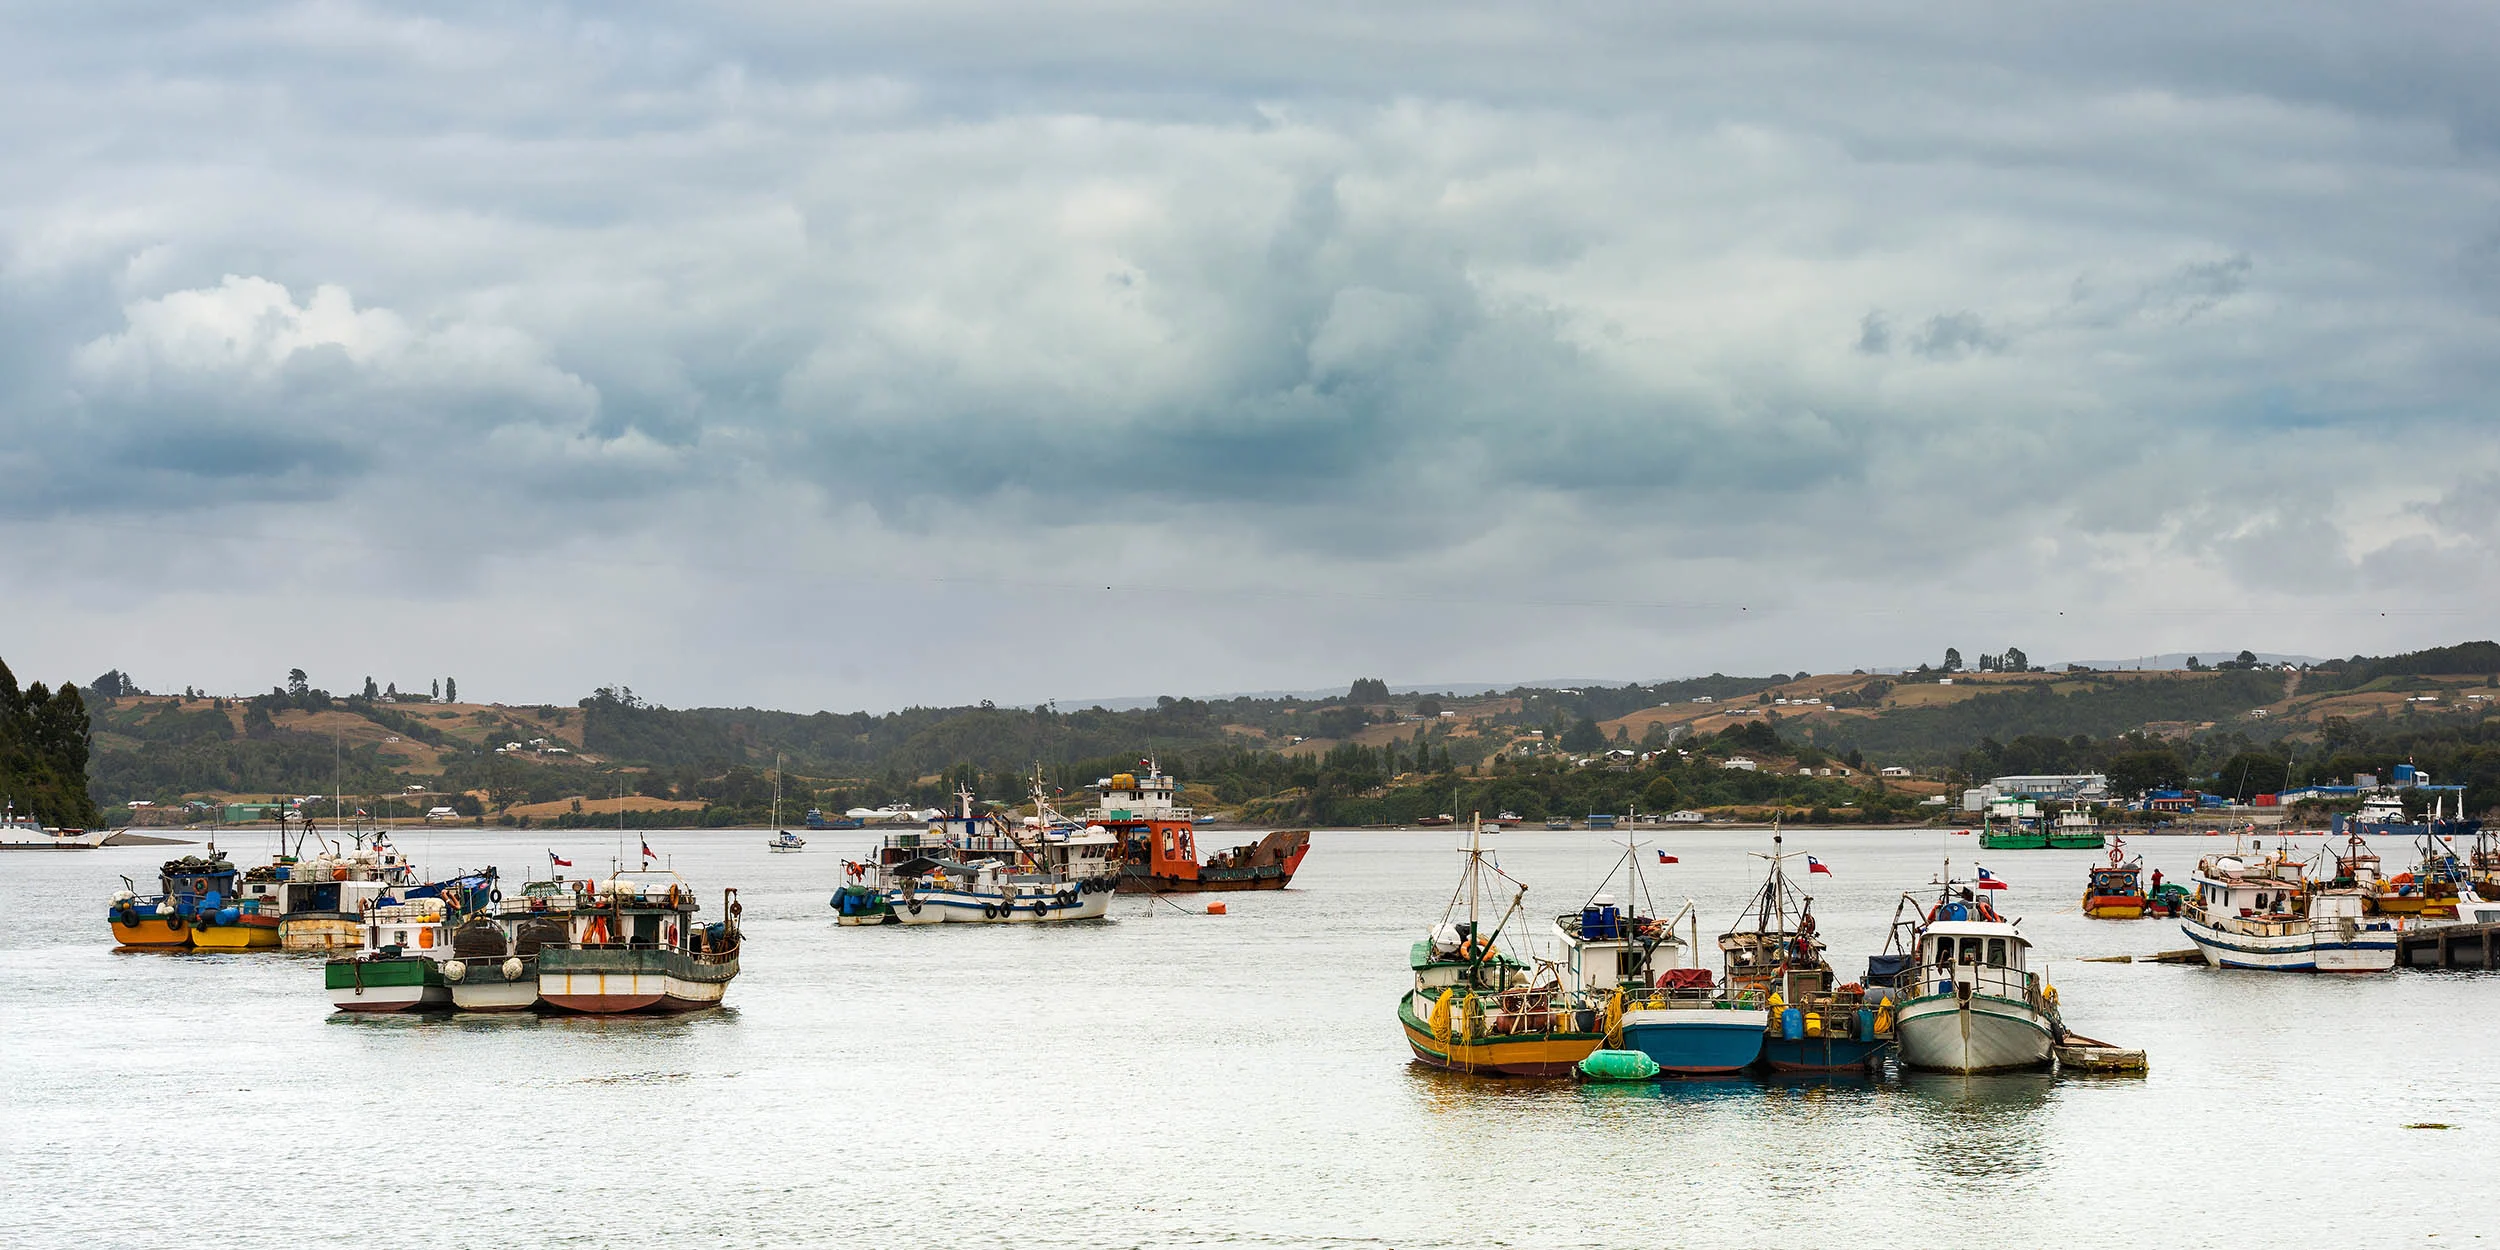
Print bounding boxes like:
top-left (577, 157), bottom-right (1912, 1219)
top-left (4, 2), bottom-right (2500, 707)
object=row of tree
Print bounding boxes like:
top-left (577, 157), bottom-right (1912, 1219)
top-left (0, 658), bottom-right (97, 826)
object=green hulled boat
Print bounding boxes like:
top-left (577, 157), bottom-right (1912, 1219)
top-left (1978, 827), bottom-right (2048, 850)
top-left (325, 952), bottom-right (449, 1012)
top-left (2046, 812), bottom-right (2105, 850)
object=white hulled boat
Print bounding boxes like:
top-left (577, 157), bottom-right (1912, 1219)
top-left (1886, 866), bottom-right (2058, 1073)
top-left (878, 782), bottom-right (1116, 926)
top-left (2180, 840), bottom-right (2397, 972)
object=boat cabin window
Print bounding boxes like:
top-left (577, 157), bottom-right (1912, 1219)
top-left (1986, 938), bottom-right (2007, 967)
top-left (1930, 937), bottom-right (1953, 966)
top-left (1959, 937), bottom-right (1982, 965)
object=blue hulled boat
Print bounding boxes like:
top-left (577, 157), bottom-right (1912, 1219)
top-left (1721, 835), bottom-right (1893, 1074)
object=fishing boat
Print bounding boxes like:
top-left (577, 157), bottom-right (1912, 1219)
top-left (2180, 840), bottom-right (2395, 972)
top-left (326, 895), bottom-right (458, 1012)
top-left (1544, 817), bottom-right (1573, 831)
top-left (884, 783), bottom-right (1117, 925)
top-left (271, 834), bottom-right (421, 951)
top-left (1399, 818), bottom-right (1604, 1077)
top-left (2082, 840), bottom-right (2148, 919)
top-left (805, 809), bottom-right (865, 830)
top-left (187, 881), bottom-right (283, 949)
top-left (1618, 960), bottom-right (1771, 1076)
top-left (1722, 837), bottom-right (1893, 1074)
top-left (442, 877), bottom-right (585, 1011)
top-left (2365, 838), bottom-right (2471, 919)
top-left (1552, 841), bottom-right (1763, 1077)
top-left (1976, 805), bottom-right (2046, 850)
top-left (2047, 810), bottom-right (2105, 850)
top-left (1885, 866), bottom-right (2059, 1073)
top-left (537, 869), bottom-right (742, 1013)
top-left (106, 849), bottom-right (242, 948)
top-left (1085, 759), bottom-right (1310, 893)
top-left (322, 871), bottom-right (498, 1011)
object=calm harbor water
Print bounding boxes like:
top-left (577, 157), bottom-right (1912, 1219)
top-left (4, 825), bottom-right (2493, 1247)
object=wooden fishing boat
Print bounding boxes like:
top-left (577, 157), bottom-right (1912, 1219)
top-left (1399, 818), bottom-right (1602, 1077)
top-left (538, 869), bottom-right (741, 1013)
top-left (1722, 836), bottom-right (1891, 1074)
top-left (1552, 844), bottom-right (1755, 1077)
top-left (106, 850), bottom-right (243, 948)
top-left (2082, 840), bottom-right (2148, 919)
top-left (323, 870), bottom-right (500, 1011)
top-left (441, 877), bottom-right (587, 1011)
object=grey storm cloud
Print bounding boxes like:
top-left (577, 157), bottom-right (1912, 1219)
top-left (4, 1), bottom-right (2500, 709)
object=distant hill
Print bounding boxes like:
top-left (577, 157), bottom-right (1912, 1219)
top-left (77, 641), bottom-right (2500, 824)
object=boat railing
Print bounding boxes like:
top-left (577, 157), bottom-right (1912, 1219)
top-left (1619, 985), bottom-right (1749, 1011)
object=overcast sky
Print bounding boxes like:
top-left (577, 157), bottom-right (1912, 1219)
top-left (5, 2), bottom-right (2498, 710)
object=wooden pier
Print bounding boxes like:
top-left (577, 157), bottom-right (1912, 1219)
top-left (2397, 923), bottom-right (2500, 970)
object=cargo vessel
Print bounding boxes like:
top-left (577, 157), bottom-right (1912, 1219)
top-left (1084, 759), bottom-right (1309, 893)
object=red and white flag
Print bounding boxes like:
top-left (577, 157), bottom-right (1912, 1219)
top-left (1807, 855), bottom-right (1832, 875)
top-left (1656, 851), bottom-right (1679, 864)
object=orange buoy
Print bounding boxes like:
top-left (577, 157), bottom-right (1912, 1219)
top-left (1206, 902), bottom-right (1226, 915)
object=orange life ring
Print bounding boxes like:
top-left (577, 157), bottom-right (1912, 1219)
top-left (333, 867), bottom-right (349, 881)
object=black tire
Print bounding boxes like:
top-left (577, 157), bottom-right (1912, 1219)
top-left (1032, 898), bottom-right (1050, 916)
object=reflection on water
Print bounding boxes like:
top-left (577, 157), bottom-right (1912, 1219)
top-left (1897, 1071), bottom-right (2059, 1178)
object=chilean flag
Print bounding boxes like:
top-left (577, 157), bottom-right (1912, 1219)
top-left (1975, 866), bottom-right (2009, 890)
top-left (1807, 855), bottom-right (1831, 875)
top-left (1657, 851), bottom-right (1680, 864)
top-left (640, 839), bottom-right (656, 862)
top-left (549, 850), bottom-right (573, 868)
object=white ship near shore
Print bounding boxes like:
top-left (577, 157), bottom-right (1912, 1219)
top-left (0, 803), bottom-right (105, 850)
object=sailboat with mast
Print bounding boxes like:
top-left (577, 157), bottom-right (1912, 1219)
top-left (767, 754), bottom-right (805, 852)
top-left (1398, 816), bottom-right (1605, 1077)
